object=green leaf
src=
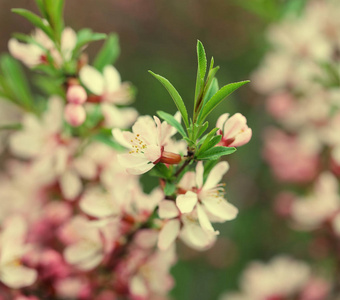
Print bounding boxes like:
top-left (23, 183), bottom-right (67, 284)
top-left (93, 34), bottom-right (120, 71)
top-left (196, 127), bottom-right (219, 155)
top-left (197, 40), bottom-right (207, 80)
top-left (34, 0), bottom-right (48, 18)
top-left (196, 146), bottom-right (236, 160)
top-left (0, 55), bottom-right (34, 110)
top-left (199, 80), bottom-right (250, 122)
top-left (150, 163), bottom-right (172, 179)
top-left (157, 111), bottom-right (187, 138)
top-left (196, 121), bottom-right (209, 140)
top-left (73, 29), bottom-right (107, 57)
top-left (149, 71), bottom-right (189, 128)
top-left (44, 0), bottom-right (65, 42)
top-left (12, 9), bottom-right (54, 40)
top-left (197, 78), bottom-right (219, 121)
top-left (193, 41), bottom-right (208, 114)
top-left (164, 181), bottom-right (176, 196)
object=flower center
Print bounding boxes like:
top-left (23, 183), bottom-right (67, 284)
top-left (128, 134), bottom-right (148, 154)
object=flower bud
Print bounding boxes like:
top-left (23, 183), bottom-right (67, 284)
top-left (66, 85), bottom-right (87, 104)
top-left (159, 151), bottom-right (182, 164)
top-left (64, 104), bottom-right (86, 127)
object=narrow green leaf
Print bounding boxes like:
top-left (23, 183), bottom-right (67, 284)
top-left (93, 34), bottom-right (120, 71)
top-left (149, 71), bottom-right (189, 128)
top-left (197, 40), bottom-right (207, 80)
top-left (196, 121), bottom-right (209, 140)
top-left (197, 78), bottom-right (219, 121)
top-left (196, 127), bottom-right (219, 155)
top-left (34, 0), bottom-right (48, 18)
top-left (157, 111), bottom-right (187, 138)
top-left (11, 9), bottom-right (54, 40)
top-left (199, 80), bottom-right (250, 122)
top-left (73, 29), bottom-right (107, 57)
top-left (196, 146), bottom-right (236, 160)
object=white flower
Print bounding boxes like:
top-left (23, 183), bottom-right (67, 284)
top-left (176, 161), bottom-right (238, 233)
top-left (113, 115), bottom-right (181, 175)
top-left (0, 216), bottom-right (37, 288)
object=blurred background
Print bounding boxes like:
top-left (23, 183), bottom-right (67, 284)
top-left (0, 0), bottom-right (313, 299)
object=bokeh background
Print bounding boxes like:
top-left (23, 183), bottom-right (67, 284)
top-left (0, 0), bottom-right (312, 299)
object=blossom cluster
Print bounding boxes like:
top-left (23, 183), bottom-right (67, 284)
top-left (235, 0), bottom-right (340, 297)
top-left (0, 1), bottom-right (251, 299)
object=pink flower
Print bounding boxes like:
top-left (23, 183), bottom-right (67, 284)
top-left (216, 113), bottom-right (252, 147)
top-left (113, 115), bottom-right (181, 175)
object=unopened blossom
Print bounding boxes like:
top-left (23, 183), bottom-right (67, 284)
top-left (64, 103), bottom-right (86, 126)
top-left (216, 113), bottom-right (252, 147)
top-left (0, 215), bottom-right (37, 288)
top-left (113, 115), bottom-right (182, 175)
top-left (66, 85), bottom-right (87, 104)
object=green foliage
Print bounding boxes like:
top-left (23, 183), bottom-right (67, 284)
top-left (43, 0), bottom-right (65, 43)
top-left (149, 71), bottom-right (189, 128)
top-left (12, 8), bottom-right (54, 40)
top-left (73, 29), bottom-right (107, 58)
top-left (150, 163), bottom-right (173, 180)
top-left (196, 128), bottom-right (219, 154)
top-left (94, 34), bottom-right (120, 71)
top-left (0, 55), bottom-right (34, 111)
top-left (196, 146), bottom-right (236, 160)
top-left (198, 80), bottom-right (250, 123)
top-left (164, 181), bottom-right (176, 196)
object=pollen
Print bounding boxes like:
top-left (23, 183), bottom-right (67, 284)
top-left (129, 133), bottom-right (147, 154)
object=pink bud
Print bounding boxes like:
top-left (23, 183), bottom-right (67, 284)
top-left (66, 85), bottom-right (87, 104)
top-left (64, 104), bottom-right (86, 127)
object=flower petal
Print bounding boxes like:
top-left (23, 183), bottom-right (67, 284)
top-left (158, 200), bottom-right (179, 219)
top-left (0, 265), bottom-right (37, 289)
top-left (60, 170), bottom-right (82, 200)
top-left (79, 65), bottom-right (104, 95)
top-left (203, 161), bottom-right (229, 190)
top-left (195, 161), bottom-right (204, 188)
top-left (157, 219), bottom-right (180, 250)
top-left (202, 197), bottom-right (238, 221)
top-left (197, 204), bottom-right (217, 234)
top-left (176, 191), bottom-right (198, 214)
top-left (103, 65), bottom-right (121, 93)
